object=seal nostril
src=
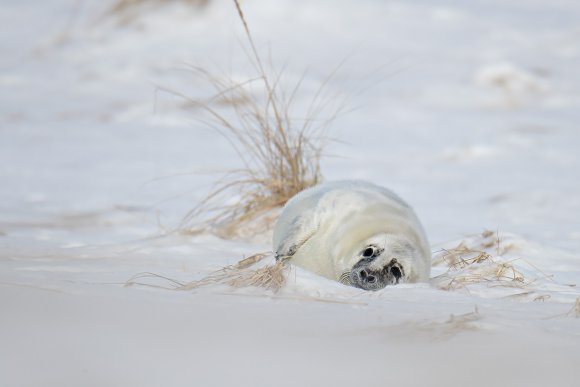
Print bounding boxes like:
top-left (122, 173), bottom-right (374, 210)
top-left (391, 266), bottom-right (402, 279)
top-left (367, 275), bottom-right (376, 283)
top-left (359, 269), bottom-right (367, 280)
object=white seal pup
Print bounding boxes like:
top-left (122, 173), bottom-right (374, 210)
top-left (273, 180), bottom-right (430, 290)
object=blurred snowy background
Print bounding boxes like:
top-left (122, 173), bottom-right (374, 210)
top-left (1, 1), bottom-right (579, 386)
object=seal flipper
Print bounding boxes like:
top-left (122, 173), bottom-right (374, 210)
top-left (274, 208), bottom-right (319, 261)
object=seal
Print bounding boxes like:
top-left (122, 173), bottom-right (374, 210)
top-left (273, 180), bottom-right (431, 290)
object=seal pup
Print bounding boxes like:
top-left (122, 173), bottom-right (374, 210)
top-left (273, 180), bottom-right (430, 290)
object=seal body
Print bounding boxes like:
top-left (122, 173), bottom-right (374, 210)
top-left (273, 180), bottom-right (430, 290)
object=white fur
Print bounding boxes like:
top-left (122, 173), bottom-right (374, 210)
top-left (273, 180), bottom-right (431, 283)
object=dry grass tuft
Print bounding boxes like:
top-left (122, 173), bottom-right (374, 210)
top-left (125, 252), bottom-right (290, 292)
top-left (174, 0), bottom-right (342, 239)
top-left (179, 252), bottom-right (289, 292)
top-left (431, 230), bottom-right (531, 292)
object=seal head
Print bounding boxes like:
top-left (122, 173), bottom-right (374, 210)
top-left (338, 233), bottom-right (419, 291)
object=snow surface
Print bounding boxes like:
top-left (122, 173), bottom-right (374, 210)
top-left (1, 0), bottom-right (580, 386)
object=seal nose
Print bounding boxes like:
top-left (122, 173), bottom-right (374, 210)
top-left (390, 265), bottom-right (402, 280)
top-left (358, 268), bottom-right (377, 284)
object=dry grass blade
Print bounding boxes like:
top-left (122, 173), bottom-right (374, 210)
top-left (125, 272), bottom-right (185, 289)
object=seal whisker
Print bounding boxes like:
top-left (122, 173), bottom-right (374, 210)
top-left (339, 271), bottom-right (352, 285)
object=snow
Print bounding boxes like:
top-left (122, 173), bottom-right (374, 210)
top-left (1, 0), bottom-right (579, 386)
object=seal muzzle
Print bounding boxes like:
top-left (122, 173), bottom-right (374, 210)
top-left (350, 257), bottom-right (404, 291)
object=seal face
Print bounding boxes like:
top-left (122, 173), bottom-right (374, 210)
top-left (273, 180), bottom-right (431, 290)
top-left (349, 252), bottom-right (405, 291)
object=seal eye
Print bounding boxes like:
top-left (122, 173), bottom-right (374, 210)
top-left (362, 247), bottom-right (375, 258)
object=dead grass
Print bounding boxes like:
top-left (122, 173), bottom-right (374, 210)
top-left (125, 252), bottom-right (290, 292)
top-left (172, 0), bottom-right (343, 239)
top-left (431, 230), bottom-right (533, 292)
top-left (179, 252), bottom-right (289, 292)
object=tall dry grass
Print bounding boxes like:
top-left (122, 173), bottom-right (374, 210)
top-left (177, 0), bottom-right (343, 238)
top-left (125, 0), bottom-right (343, 294)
